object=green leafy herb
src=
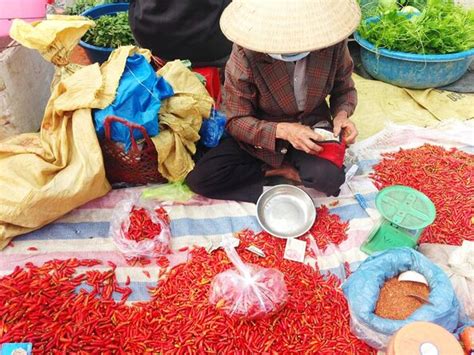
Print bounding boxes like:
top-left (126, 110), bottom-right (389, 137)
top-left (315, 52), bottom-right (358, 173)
top-left (358, 0), bottom-right (427, 19)
top-left (65, 0), bottom-right (129, 16)
top-left (65, 0), bottom-right (105, 16)
top-left (83, 12), bottom-right (135, 48)
top-left (358, 0), bottom-right (474, 54)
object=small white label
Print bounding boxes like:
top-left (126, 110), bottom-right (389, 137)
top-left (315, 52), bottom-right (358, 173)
top-left (284, 238), bottom-right (307, 263)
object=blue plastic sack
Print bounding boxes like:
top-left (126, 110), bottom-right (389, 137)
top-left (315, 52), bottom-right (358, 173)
top-left (199, 108), bottom-right (226, 148)
top-left (342, 248), bottom-right (471, 350)
top-left (94, 54), bottom-right (174, 151)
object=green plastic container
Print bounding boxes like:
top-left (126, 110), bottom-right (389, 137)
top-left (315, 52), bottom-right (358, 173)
top-left (361, 185), bottom-right (436, 255)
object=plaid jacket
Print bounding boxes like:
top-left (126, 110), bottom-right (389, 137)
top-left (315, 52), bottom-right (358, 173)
top-left (224, 41), bottom-right (357, 168)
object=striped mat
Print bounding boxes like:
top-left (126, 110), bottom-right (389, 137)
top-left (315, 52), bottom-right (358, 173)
top-left (1, 121), bottom-right (472, 302)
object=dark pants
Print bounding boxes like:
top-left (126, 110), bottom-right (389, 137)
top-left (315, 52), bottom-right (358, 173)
top-left (186, 138), bottom-right (345, 203)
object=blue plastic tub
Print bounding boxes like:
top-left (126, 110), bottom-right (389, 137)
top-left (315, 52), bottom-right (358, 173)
top-left (354, 20), bottom-right (474, 89)
top-left (79, 3), bottom-right (130, 64)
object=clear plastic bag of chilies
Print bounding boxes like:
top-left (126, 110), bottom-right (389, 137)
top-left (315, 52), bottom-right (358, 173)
top-left (110, 194), bottom-right (171, 258)
top-left (209, 240), bottom-right (288, 320)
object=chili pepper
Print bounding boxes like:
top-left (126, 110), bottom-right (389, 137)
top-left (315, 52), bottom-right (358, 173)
top-left (125, 208), bottom-right (164, 243)
top-left (371, 144), bottom-right (474, 245)
top-left (0, 215), bottom-right (374, 353)
top-left (329, 200), bottom-right (340, 207)
top-left (305, 205), bottom-right (349, 252)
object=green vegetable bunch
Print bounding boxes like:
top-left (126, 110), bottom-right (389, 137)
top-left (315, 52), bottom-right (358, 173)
top-left (358, 0), bottom-right (427, 19)
top-left (358, 0), bottom-right (474, 54)
top-left (65, 0), bottom-right (129, 16)
top-left (83, 12), bottom-right (135, 48)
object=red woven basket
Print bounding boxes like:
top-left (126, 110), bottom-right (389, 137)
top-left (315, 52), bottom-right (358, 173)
top-left (100, 115), bottom-right (166, 185)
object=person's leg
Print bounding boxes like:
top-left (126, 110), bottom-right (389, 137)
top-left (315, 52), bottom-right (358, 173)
top-left (264, 163), bottom-right (301, 183)
top-left (288, 149), bottom-right (345, 196)
top-left (185, 137), bottom-right (265, 203)
top-left (193, 142), bottom-right (211, 163)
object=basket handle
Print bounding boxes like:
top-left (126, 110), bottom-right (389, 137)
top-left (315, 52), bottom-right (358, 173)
top-left (104, 115), bottom-right (155, 152)
top-left (151, 55), bottom-right (167, 70)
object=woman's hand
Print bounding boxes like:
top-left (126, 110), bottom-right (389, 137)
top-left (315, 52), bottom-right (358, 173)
top-left (276, 122), bottom-right (322, 155)
top-left (333, 111), bottom-right (358, 145)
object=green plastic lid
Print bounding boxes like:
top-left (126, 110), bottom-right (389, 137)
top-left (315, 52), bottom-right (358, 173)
top-left (375, 185), bottom-right (436, 230)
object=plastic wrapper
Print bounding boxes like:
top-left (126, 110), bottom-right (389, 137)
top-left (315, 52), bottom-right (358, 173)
top-left (110, 195), bottom-right (171, 258)
top-left (142, 182), bottom-right (195, 203)
top-left (342, 248), bottom-right (472, 350)
top-left (199, 108), bottom-right (226, 148)
top-left (419, 241), bottom-right (474, 319)
top-left (209, 242), bottom-right (288, 320)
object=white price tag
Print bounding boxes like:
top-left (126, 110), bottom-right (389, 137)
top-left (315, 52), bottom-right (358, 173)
top-left (283, 238), bottom-right (307, 263)
top-left (246, 245), bottom-right (265, 257)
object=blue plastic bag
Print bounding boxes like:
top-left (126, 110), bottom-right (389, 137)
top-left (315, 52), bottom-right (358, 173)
top-left (199, 108), bottom-right (227, 148)
top-left (342, 248), bottom-right (472, 350)
top-left (94, 54), bottom-right (174, 151)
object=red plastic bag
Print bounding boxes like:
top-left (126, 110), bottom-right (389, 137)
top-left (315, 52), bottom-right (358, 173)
top-left (209, 241), bottom-right (288, 320)
top-left (313, 127), bottom-right (346, 168)
top-left (318, 141), bottom-right (346, 168)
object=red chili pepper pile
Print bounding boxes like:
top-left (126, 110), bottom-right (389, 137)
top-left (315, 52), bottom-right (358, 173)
top-left (125, 207), bottom-right (168, 242)
top-left (308, 205), bottom-right (349, 252)
top-left (0, 234), bottom-right (374, 353)
top-left (371, 144), bottom-right (474, 245)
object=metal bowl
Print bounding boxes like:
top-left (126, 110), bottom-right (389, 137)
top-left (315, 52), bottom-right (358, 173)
top-left (256, 185), bottom-right (316, 238)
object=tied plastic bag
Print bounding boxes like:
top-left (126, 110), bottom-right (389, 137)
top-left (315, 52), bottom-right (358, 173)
top-left (199, 108), bottom-right (227, 148)
top-left (209, 241), bottom-right (288, 320)
top-left (110, 195), bottom-right (171, 258)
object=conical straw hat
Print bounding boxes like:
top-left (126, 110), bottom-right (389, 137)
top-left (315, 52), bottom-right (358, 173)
top-left (220, 0), bottom-right (361, 54)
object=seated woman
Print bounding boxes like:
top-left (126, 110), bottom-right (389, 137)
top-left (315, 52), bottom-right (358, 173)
top-left (129, 0), bottom-right (232, 67)
top-left (186, 0), bottom-right (361, 203)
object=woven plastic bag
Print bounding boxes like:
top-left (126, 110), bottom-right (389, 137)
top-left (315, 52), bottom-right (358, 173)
top-left (0, 18), bottom-right (147, 249)
top-left (342, 248), bottom-right (472, 350)
top-left (110, 194), bottom-right (171, 258)
top-left (209, 240), bottom-right (288, 320)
